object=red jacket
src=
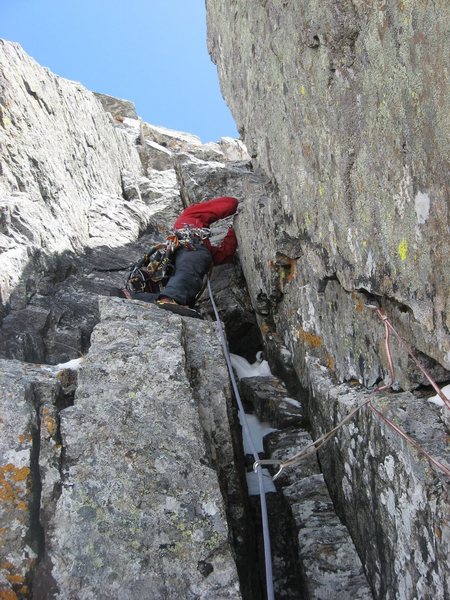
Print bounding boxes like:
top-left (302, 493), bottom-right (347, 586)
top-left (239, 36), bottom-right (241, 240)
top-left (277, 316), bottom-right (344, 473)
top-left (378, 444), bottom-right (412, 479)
top-left (173, 196), bottom-right (238, 265)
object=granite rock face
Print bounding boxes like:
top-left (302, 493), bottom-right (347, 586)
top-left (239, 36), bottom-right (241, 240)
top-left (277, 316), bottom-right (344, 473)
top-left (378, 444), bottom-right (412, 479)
top-left (0, 39), bottom-right (250, 366)
top-left (45, 298), bottom-right (242, 600)
top-left (206, 1), bottom-right (449, 598)
top-left (0, 40), bottom-right (251, 599)
top-left (206, 0), bottom-right (450, 386)
top-left (1, 31), bottom-right (448, 600)
top-left (0, 41), bottom-right (143, 304)
top-left (307, 358), bottom-right (449, 599)
top-left (0, 300), bottom-right (244, 599)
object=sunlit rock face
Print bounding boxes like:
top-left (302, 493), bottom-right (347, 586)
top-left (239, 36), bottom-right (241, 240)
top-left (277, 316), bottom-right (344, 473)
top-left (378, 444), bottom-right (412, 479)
top-left (0, 40), bottom-right (251, 598)
top-left (0, 40), bottom-right (252, 365)
top-left (206, 2), bottom-right (449, 598)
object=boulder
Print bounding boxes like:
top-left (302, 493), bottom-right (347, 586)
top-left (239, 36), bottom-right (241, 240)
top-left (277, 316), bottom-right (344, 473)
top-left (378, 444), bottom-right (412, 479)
top-left (44, 298), bottom-right (242, 599)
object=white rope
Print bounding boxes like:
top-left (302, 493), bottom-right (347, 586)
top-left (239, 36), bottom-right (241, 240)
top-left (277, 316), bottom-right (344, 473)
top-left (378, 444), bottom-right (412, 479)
top-left (207, 279), bottom-right (275, 600)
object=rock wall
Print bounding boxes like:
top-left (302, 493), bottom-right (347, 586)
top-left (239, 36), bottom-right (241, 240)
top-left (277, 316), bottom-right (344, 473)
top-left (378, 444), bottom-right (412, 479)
top-left (0, 40), bottom-right (255, 598)
top-left (0, 41), bottom-right (143, 307)
top-left (0, 39), bottom-right (249, 365)
top-left (206, 1), bottom-right (449, 598)
top-left (206, 0), bottom-right (450, 386)
top-left (0, 38), bottom-right (372, 600)
top-left (0, 301), bottom-right (244, 599)
top-left (44, 299), bottom-right (242, 599)
top-left (1, 33), bottom-right (448, 599)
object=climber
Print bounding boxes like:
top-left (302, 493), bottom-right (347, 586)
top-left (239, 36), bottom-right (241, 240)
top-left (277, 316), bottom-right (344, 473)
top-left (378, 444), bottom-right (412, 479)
top-left (121, 196), bottom-right (239, 314)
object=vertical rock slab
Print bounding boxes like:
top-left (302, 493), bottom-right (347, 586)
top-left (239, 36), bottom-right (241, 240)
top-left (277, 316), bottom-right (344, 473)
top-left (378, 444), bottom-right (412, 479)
top-left (0, 40), bottom-right (185, 331)
top-left (46, 298), bottom-right (241, 599)
top-left (0, 41), bottom-right (145, 301)
top-left (307, 359), bottom-right (449, 599)
top-left (0, 366), bottom-right (36, 598)
top-left (0, 361), bottom-right (63, 599)
top-left (206, 0), bottom-right (450, 380)
top-left (206, 2), bottom-right (450, 596)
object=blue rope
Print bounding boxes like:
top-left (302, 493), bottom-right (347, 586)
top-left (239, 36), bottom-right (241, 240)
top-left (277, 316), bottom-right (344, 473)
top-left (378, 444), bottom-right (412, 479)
top-left (207, 279), bottom-right (275, 600)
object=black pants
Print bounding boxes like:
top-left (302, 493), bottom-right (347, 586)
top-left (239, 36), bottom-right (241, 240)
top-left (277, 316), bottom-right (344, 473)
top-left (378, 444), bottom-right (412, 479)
top-left (162, 242), bottom-right (212, 306)
top-left (122, 242), bottom-right (212, 307)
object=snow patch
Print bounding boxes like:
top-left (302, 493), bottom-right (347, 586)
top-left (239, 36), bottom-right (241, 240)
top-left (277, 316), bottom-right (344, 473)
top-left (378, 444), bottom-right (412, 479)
top-left (41, 357), bottom-right (84, 374)
top-left (230, 353), bottom-right (272, 379)
top-left (238, 412), bottom-right (278, 454)
top-left (54, 357), bottom-right (84, 371)
top-left (427, 384), bottom-right (450, 407)
top-left (283, 397), bottom-right (302, 409)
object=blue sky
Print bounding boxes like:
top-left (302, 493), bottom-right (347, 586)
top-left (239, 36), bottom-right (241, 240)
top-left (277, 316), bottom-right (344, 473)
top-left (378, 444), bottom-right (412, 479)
top-left (1, 0), bottom-right (238, 142)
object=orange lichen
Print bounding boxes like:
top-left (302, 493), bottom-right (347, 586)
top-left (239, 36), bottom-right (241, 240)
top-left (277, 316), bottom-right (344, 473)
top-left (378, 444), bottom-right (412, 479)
top-left (297, 329), bottom-right (323, 348)
top-left (259, 322), bottom-right (271, 336)
top-left (1, 561), bottom-right (30, 599)
top-left (326, 355), bottom-right (335, 371)
top-left (5, 576), bottom-right (23, 585)
top-left (0, 589), bottom-right (18, 600)
top-left (269, 254), bottom-right (298, 288)
top-left (0, 464), bottom-right (30, 508)
top-left (351, 292), bottom-right (365, 314)
top-left (9, 466), bottom-right (30, 482)
top-left (18, 434), bottom-right (31, 446)
top-left (42, 408), bottom-right (58, 438)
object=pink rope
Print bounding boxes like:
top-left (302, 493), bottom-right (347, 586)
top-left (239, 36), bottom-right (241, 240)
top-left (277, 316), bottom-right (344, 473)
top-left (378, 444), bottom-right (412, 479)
top-left (260, 305), bottom-right (450, 479)
top-left (368, 401), bottom-right (450, 477)
top-left (373, 307), bottom-right (450, 410)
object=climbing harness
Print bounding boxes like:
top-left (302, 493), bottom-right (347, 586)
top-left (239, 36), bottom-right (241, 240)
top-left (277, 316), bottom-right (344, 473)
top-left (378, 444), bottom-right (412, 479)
top-left (207, 278), bottom-right (275, 600)
top-left (125, 226), bottom-right (212, 294)
top-left (174, 224), bottom-right (211, 243)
